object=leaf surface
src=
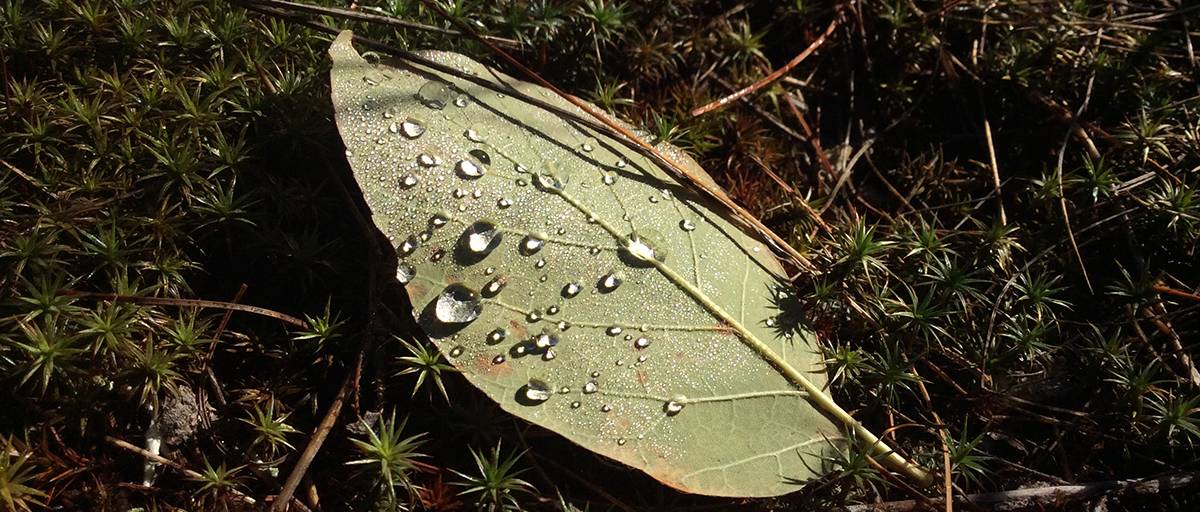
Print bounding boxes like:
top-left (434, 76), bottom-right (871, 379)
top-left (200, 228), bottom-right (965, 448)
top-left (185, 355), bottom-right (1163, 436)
top-left (329, 31), bottom-right (850, 497)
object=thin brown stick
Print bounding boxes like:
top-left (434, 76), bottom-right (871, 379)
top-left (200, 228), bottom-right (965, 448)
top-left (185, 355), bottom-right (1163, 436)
top-left (785, 95), bottom-right (838, 184)
top-left (202, 283), bottom-right (248, 369)
top-left (912, 370), bottom-right (954, 512)
top-left (981, 114), bottom-right (1007, 226)
top-left (1154, 284), bottom-right (1200, 303)
top-left (104, 436), bottom-right (313, 509)
top-left (270, 355), bottom-right (359, 512)
top-left (1142, 304), bottom-right (1200, 389)
top-left (1053, 133), bottom-right (1094, 292)
top-left (691, 15), bottom-right (841, 117)
top-left (230, 0), bottom-right (519, 47)
top-left (842, 471), bottom-right (1200, 512)
top-left (62, 290), bottom-right (307, 328)
top-left (749, 155), bottom-right (832, 235)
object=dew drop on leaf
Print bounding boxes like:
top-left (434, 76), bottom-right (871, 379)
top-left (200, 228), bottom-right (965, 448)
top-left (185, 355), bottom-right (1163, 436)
top-left (492, 355), bottom-right (506, 364)
top-left (468, 149), bottom-right (492, 166)
top-left (434, 284), bottom-right (481, 324)
top-left (418, 153), bottom-right (439, 167)
top-left (583, 381), bottom-right (598, 394)
top-left (464, 126), bottom-right (485, 142)
top-left (535, 332), bottom-right (558, 349)
top-left (463, 220), bottom-right (501, 255)
top-left (606, 326), bottom-right (623, 336)
top-left (449, 346), bottom-right (464, 357)
top-left (400, 175), bottom-right (418, 188)
top-left (680, 219), bottom-right (696, 232)
top-left (520, 234), bottom-right (546, 255)
top-left (523, 379), bottom-right (552, 403)
top-left (598, 272), bottom-right (622, 292)
top-left (395, 263), bottom-right (416, 284)
top-left (534, 173), bottom-right (565, 192)
top-left (542, 349), bottom-right (557, 361)
top-left (416, 80), bottom-right (451, 109)
top-left (487, 328), bottom-right (507, 344)
top-left (623, 230), bottom-right (666, 263)
top-left (456, 159), bottom-right (484, 179)
top-left (601, 404), bottom-right (612, 413)
top-left (665, 395), bottom-right (686, 416)
top-left (562, 282), bottom-right (582, 298)
top-left (482, 278), bottom-right (505, 297)
top-left (431, 213), bottom-right (449, 228)
top-left (401, 119), bottom-right (425, 138)
top-left (399, 235), bottom-right (419, 256)
top-left (634, 336), bottom-right (651, 349)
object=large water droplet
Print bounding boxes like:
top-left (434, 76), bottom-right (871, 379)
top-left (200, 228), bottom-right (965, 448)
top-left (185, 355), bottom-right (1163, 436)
top-left (431, 213), bottom-right (449, 228)
top-left (534, 173), bottom-right (565, 192)
top-left (623, 230), bottom-right (666, 263)
top-left (562, 282), bottom-right (582, 298)
top-left (665, 395), bottom-right (686, 415)
top-left (534, 332), bottom-right (558, 349)
top-left (634, 336), bottom-right (651, 349)
top-left (434, 284), bottom-right (481, 324)
top-left (418, 153), bottom-right (439, 167)
top-left (396, 264), bottom-right (416, 284)
top-left (492, 354), bottom-right (506, 364)
top-left (583, 381), bottom-right (598, 394)
top-left (600, 404), bottom-right (612, 413)
top-left (520, 234), bottom-right (546, 255)
top-left (497, 198), bottom-right (513, 209)
top-left (401, 119), bottom-right (425, 138)
top-left (602, 173), bottom-right (616, 185)
top-left (680, 219), bottom-right (696, 232)
top-left (417, 81), bottom-right (451, 109)
top-left (487, 328), bottom-right (507, 344)
top-left (606, 326), bottom-right (623, 336)
top-left (399, 236), bottom-right (419, 256)
top-left (400, 175), bottom-right (418, 188)
top-left (464, 126), bottom-right (485, 142)
top-left (598, 272), bottom-right (622, 292)
top-left (468, 149), bottom-right (491, 166)
top-left (453, 94), bottom-right (470, 108)
top-left (462, 220), bottom-right (501, 255)
top-left (456, 159), bottom-right (484, 179)
top-left (449, 346), bottom-right (464, 357)
top-left (482, 278), bottom-right (505, 297)
top-left (522, 379), bottom-right (552, 403)
top-left (542, 349), bottom-right (557, 361)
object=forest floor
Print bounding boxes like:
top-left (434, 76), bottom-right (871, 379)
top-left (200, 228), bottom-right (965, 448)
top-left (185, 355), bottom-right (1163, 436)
top-left (1, 0), bottom-right (1199, 510)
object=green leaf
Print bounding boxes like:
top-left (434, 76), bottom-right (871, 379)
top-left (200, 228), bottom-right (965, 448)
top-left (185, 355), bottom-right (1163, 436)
top-left (329, 31), bottom-right (927, 497)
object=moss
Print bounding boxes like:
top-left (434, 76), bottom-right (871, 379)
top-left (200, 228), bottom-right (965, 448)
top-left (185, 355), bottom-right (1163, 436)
top-left (1, 0), bottom-right (1198, 510)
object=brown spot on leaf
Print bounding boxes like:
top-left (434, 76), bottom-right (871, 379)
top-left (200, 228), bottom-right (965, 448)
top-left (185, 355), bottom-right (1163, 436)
top-left (473, 354), bottom-right (512, 377)
top-left (508, 319), bottom-right (528, 340)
